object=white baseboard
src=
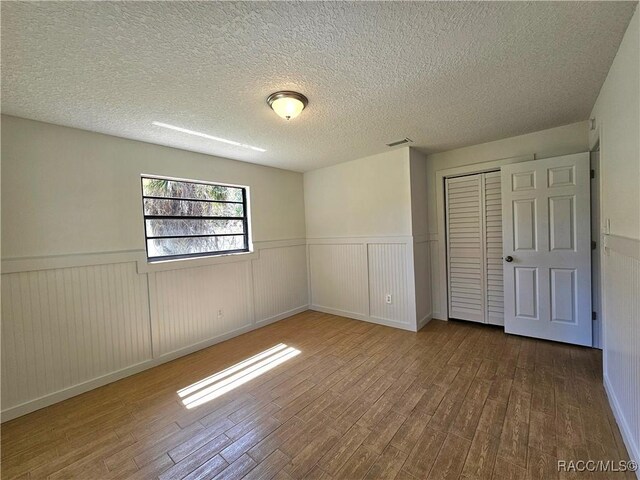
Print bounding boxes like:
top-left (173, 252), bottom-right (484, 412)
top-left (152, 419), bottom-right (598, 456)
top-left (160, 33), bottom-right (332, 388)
top-left (0, 307), bottom-right (309, 423)
top-left (309, 305), bottom-right (416, 332)
top-left (417, 314), bottom-right (433, 330)
top-left (255, 305), bottom-right (309, 326)
top-left (1, 360), bottom-right (156, 422)
top-left (604, 374), bottom-right (640, 477)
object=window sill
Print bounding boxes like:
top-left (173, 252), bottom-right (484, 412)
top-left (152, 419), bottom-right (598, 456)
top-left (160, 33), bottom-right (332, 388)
top-left (136, 249), bottom-right (258, 274)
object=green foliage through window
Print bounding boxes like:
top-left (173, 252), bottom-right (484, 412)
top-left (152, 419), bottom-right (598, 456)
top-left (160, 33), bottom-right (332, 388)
top-left (141, 176), bottom-right (249, 260)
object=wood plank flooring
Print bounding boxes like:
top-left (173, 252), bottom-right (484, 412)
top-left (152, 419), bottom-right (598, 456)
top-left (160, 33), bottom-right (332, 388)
top-left (1, 311), bottom-right (634, 479)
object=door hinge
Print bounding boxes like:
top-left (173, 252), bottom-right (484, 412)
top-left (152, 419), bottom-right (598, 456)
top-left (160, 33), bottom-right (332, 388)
top-left (591, 169), bottom-right (595, 179)
top-left (592, 311), bottom-right (597, 321)
top-left (592, 240), bottom-right (597, 250)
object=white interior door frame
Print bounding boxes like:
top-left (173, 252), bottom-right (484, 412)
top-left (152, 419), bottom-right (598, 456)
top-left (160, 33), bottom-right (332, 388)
top-left (434, 154), bottom-right (534, 320)
top-left (589, 125), bottom-right (603, 351)
top-left (590, 147), bottom-right (602, 349)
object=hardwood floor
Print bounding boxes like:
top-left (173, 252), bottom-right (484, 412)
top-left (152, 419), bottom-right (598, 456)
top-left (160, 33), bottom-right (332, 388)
top-left (1, 311), bottom-right (634, 480)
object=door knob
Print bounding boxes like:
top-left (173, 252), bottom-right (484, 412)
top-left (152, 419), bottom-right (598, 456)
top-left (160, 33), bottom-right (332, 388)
top-left (504, 256), bottom-right (513, 263)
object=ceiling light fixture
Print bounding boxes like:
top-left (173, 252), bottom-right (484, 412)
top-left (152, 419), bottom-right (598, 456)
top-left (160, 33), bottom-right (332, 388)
top-left (267, 91), bottom-right (308, 121)
top-left (152, 121), bottom-right (266, 152)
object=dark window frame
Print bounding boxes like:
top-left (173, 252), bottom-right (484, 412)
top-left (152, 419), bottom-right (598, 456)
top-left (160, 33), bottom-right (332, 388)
top-left (141, 175), bottom-right (250, 262)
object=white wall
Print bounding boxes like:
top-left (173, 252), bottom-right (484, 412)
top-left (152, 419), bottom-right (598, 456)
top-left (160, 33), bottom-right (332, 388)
top-left (426, 121), bottom-right (590, 234)
top-left (425, 121), bottom-right (590, 320)
top-left (2, 115), bottom-right (305, 258)
top-left (304, 148), bottom-right (412, 238)
top-left (304, 148), bottom-right (423, 330)
top-left (590, 12), bottom-right (640, 241)
top-left (1, 116), bottom-right (309, 420)
top-left (590, 7), bottom-right (640, 467)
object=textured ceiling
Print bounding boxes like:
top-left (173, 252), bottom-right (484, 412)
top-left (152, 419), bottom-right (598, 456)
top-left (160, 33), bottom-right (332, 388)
top-left (2, 1), bottom-right (637, 172)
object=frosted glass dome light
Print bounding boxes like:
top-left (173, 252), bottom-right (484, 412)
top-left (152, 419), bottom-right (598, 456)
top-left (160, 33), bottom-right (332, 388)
top-left (267, 91), bottom-right (309, 121)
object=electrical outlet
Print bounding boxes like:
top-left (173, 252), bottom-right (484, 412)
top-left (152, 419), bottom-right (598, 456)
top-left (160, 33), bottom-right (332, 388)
top-left (217, 309), bottom-right (224, 318)
top-left (385, 294), bottom-right (392, 304)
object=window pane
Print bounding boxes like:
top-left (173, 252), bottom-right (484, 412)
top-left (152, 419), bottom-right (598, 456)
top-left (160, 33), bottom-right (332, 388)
top-left (142, 178), bottom-right (243, 202)
top-left (143, 198), bottom-right (244, 217)
top-left (146, 219), bottom-right (244, 237)
top-left (142, 176), bottom-right (249, 260)
top-left (147, 235), bottom-right (246, 258)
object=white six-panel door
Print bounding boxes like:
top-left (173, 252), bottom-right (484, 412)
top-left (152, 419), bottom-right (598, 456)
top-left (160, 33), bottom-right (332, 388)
top-left (501, 153), bottom-right (592, 346)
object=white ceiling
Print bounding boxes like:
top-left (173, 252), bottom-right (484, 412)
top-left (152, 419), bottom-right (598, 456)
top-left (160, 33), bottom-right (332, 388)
top-left (2, 2), bottom-right (637, 172)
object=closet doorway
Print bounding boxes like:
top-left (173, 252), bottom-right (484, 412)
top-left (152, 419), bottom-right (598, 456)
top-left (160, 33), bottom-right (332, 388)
top-left (445, 171), bottom-right (504, 325)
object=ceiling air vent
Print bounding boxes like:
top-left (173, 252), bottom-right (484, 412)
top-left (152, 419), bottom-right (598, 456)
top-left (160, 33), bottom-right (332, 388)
top-left (386, 137), bottom-right (413, 147)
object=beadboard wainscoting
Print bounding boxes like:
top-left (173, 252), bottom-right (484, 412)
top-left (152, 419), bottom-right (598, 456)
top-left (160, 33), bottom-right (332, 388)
top-left (1, 240), bottom-right (308, 421)
top-left (413, 237), bottom-right (432, 330)
top-left (426, 235), bottom-right (443, 320)
top-left (1, 261), bottom-right (152, 413)
top-left (602, 234), bottom-right (640, 466)
top-left (148, 261), bottom-right (254, 358)
top-left (307, 237), bottom-right (427, 331)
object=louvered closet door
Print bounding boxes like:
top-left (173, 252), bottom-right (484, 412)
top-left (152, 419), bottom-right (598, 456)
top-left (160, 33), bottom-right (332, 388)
top-left (446, 175), bottom-right (485, 322)
top-left (484, 172), bottom-right (504, 325)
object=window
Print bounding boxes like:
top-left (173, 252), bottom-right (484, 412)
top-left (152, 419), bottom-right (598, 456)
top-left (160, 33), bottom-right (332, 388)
top-left (141, 176), bottom-right (249, 261)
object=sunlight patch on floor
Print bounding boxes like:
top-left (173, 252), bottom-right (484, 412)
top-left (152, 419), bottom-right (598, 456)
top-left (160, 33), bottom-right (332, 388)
top-left (178, 343), bottom-right (301, 409)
